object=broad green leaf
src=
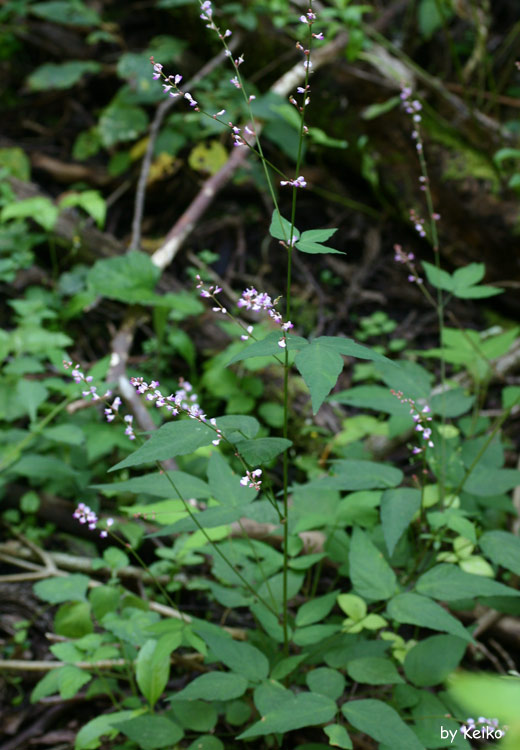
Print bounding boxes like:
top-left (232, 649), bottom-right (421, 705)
top-left (34, 574), bottom-right (90, 604)
top-left (410, 692), bottom-right (464, 749)
top-left (1, 196), bottom-right (58, 231)
top-left (170, 672), bottom-right (248, 701)
top-left (447, 672), bottom-right (520, 726)
top-left (430, 388), bottom-right (474, 418)
top-left (136, 634), bottom-right (181, 708)
top-left (306, 667), bottom-right (346, 700)
top-left (168, 700), bottom-right (218, 732)
top-left (0, 147), bottom-right (31, 180)
top-left (337, 593), bottom-right (366, 620)
top-left (295, 339), bottom-right (346, 413)
top-left (196, 630), bottom-right (269, 683)
top-left (74, 710), bottom-right (134, 750)
top-left (418, 0), bottom-right (455, 38)
top-left (88, 250), bottom-right (160, 304)
top-left (299, 228), bottom-right (338, 243)
top-left (463, 466), bottom-right (520, 496)
top-left (27, 61), bottom-right (100, 90)
top-left (404, 635), bottom-right (466, 686)
top-left (94, 471), bottom-right (211, 499)
top-left (329, 459), bottom-right (403, 490)
top-left (59, 190), bottom-right (106, 228)
top-left (479, 530), bottom-right (520, 575)
top-left (375, 360), bottom-right (432, 402)
top-left (235, 437), bottom-right (292, 464)
top-left (325, 724), bottom-right (353, 749)
top-left (342, 699), bottom-right (424, 750)
top-left (293, 623), bottom-right (340, 645)
top-left (238, 691), bottom-right (336, 738)
top-left (109, 420), bottom-right (216, 471)
top-left (207, 451), bottom-right (255, 506)
top-left (296, 239), bottom-right (343, 255)
top-left (114, 715), bottom-right (183, 750)
top-left (454, 284), bottom-right (502, 298)
top-left (57, 665), bottom-right (92, 699)
top-left (493, 147), bottom-right (520, 166)
top-left (31, 669), bottom-right (61, 703)
top-left (227, 330), bottom-right (308, 365)
top-left (269, 209), bottom-right (300, 242)
top-left (330, 385), bottom-right (410, 415)
top-left (30, 1), bottom-right (101, 26)
top-left (185, 737), bottom-right (223, 750)
top-left (415, 564), bottom-right (520, 600)
top-left (381, 488), bottom-right (421, 556)
top-left (16, 379), bottom-right (48, 422)
top-left (387, 593), bottom-right (472, 642)
top-left (422, 261), bottom-right (454, 292)
top-left (11, 454), bottom-right (77, 480)
top-left (452, 263), bottom-right (485, 288)
top-left (346, 657), bottom-right (404, 685)
top-left (99, 100), bottom-right (148, 148)
top-left (54, 601), bottom-right (93, 638)
top-left (295, 590), bottom-right (338, 627)
top-left (349, 527), bottom-right (396, 601)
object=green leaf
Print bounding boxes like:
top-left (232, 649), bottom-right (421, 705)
top-left (88, 250), bottom-right (161, 304)
top-left (169, 701), bottom-right (218, 732)
top-left (299, 228), bottom-right (338, 243)
top-left (375, 360), bottom-right (432, 402)
top-left (207, 451), bottom-right (256, 506)
top-left (422, 261), bottom-right (455, 292)
top-left (27, 61), bottom-right (100, 91)
top-left (0, 196), bottom-right (58, 231)
top-left (326, 459), bottom-right (403, 491)
top-left (342, 699), bottom-right (424, 750)
top-left (381, 488), bottom-right (422, 556)
top-left (34, 574), bottom-right (90, 604)
top-left (387, 593), bottom-right (472, 642)
top-left (0, 147), bottom-right (31, 180)
top-left (452, 263), bottom-right (485, 288)
top-left (57, 665), bottom-right (92, 699)
top-left (54, 601), bottom-right (93, 638)
top-left (74, 710), bottom-right (134, 750)
top-left (295, 590), bottom-right (338, 627)
top-left (330, 385), bottom-right (410, 415)
top-left (295, 339), bottom-right (344, 413)
top-left (455, 284), bottom-right (502, 298)
top-left (227, 330), bottom-right (308, 365)
top-left (361, 95), bottom-right (401, 120)
top-left (196, 630), bottom-right (269, 683)
top-left (269, 209), bottom-right (300, 242)
top-left (93, 471), bottom-right (211, 499)
top-left (114, 715), bottom-right (183, 750)
top-left (479, 530), bottom-right (520, 575)
top-left (99, 100), bottom-right (149, 148)
top-left (235, 437), bottom-right (292, 464)
top-left (136, 633), bottom-right (181, 708)
top-left (346, 657), bottom-right (404, 685)
top-left (296, 239), bottom-right (344, 255)
top-left (415, 564), bottom-right (520, 600)
top-left (404, 635), bottom-right (466, 686)
top-left (109, 420), bottom-right (216, 471)
top-left (430, 388), bottom-right (474, 418)
top-left (59, 190), bottom-right (106, 228)
top-left (31, 669), bottom-right (61, 702)
top-left (171, 672), bottom-right (248, 701)
top-left (238, 691), bottom-right (336, 739)
top-left (463, 466), bottom-right (520, 496)
top-left (306, 667), bottom-right (346, 700)
top-left (324, 724), bottom-right (353, 749)
top-left (30, 1), bottom-right (101, 26)
top-left (185, 737), bottom-right (224, 750)
top-left (349, 527), bottom-right (397, 601)
top-left (16, 378), bottom-right (48, 422)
